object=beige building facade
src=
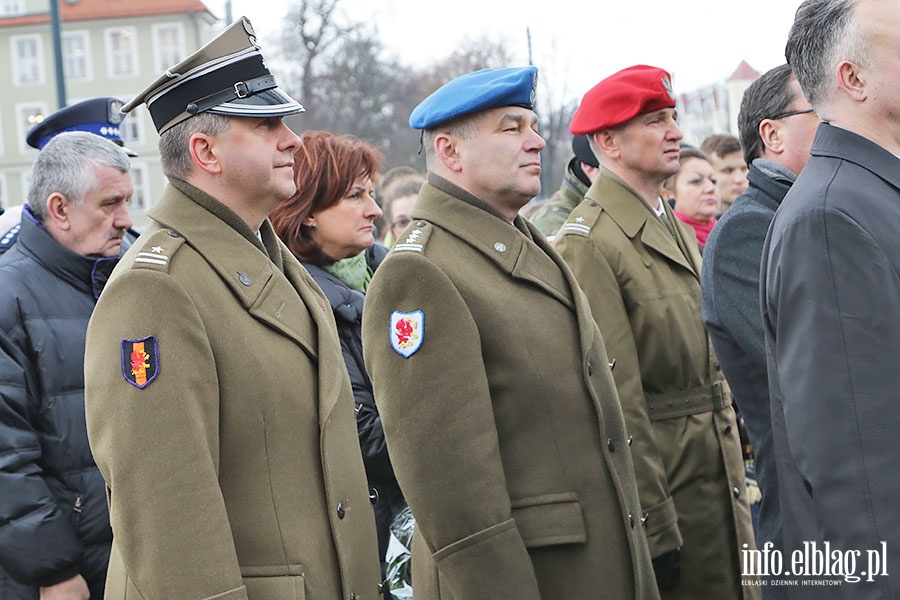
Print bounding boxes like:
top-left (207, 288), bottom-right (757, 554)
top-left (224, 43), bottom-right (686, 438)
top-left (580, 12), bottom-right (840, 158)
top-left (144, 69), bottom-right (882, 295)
top-left (0, 0), bottom-right (218, 229)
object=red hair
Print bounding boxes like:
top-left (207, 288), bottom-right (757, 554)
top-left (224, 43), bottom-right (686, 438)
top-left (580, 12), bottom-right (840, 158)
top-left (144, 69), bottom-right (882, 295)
top-left (270, 130), bottom-right (383, 265)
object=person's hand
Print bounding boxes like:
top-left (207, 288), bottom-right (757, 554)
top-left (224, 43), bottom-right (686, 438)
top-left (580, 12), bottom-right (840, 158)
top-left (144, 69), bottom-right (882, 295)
top-left (746, 475), bottom-right (763, 505)
top-left (40, 574), bottom-right (90, 600)
top-left (652, 547), bottom-right (681, 591)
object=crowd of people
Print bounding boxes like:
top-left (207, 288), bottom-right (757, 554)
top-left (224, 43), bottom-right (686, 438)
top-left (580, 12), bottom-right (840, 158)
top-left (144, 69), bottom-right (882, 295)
top-left (1, 0), bottom-right (898, 599)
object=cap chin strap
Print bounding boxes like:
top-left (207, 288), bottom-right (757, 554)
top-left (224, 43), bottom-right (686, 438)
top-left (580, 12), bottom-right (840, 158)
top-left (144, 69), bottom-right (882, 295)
top-left (186, 75), bottom-right (277, 115)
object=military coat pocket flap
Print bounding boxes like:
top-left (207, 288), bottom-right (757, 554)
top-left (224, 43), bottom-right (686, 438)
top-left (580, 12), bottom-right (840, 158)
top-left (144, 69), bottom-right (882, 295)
top-left (511, 492), bottom-right (587, 548)
top-left (241, 564), bottom-right (305, 600)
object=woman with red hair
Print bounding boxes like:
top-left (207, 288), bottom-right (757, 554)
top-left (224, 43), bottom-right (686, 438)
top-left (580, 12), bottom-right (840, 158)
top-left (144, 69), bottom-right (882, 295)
top-left (271, 131), bottom-right (402, 583)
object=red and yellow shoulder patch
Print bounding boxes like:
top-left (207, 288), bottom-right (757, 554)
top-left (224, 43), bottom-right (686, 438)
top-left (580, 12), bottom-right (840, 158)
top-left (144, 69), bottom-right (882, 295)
top-left (121, 336), bottom-right (159, 389)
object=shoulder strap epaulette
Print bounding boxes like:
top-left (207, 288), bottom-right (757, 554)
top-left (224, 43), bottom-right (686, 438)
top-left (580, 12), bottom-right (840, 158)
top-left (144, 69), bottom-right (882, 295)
top-left (131, 229), bottom-right (186, 272)
top-left (391, 220), bottom-right (434, 254)
top-left (558, 200), bottom-right (603, 238)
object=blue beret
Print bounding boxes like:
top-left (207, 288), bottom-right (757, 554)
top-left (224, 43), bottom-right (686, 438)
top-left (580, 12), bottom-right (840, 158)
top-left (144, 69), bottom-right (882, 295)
top-left (409, 66), bottom-right (538, 130)
top-left (26, 97), bottom-right (137, 156)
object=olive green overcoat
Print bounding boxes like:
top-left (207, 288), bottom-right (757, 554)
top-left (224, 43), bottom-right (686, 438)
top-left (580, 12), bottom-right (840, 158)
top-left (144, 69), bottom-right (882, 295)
top-left (84, 181), bottom-right (381, 600)
top-left (361, 175), bottom-right (659, 600)
top-left (554, 171), bottom-right (759, 600)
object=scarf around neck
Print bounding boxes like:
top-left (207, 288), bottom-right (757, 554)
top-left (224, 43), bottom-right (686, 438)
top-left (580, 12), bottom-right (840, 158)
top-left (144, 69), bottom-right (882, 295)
top-left (673, 211), bottom-right (717, 248)
top-left (324, 250), bottom-right (372, 293)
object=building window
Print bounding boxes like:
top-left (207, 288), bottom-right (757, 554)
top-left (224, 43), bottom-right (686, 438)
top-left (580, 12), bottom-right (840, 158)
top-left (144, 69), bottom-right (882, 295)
top-left (62, 31), bottom-right (92, 81)
top-left (119, 109), bottom-right (145, 149)
top-left (11, 35), bottom-right (44, 86)
top-left (129, 163), bottom-right (150, 211)
top-left (17, 103), bottom-right (49, 153)
top-left (153, 23), bottom-right (186, 72)
top-left (106, 27), bottom-right (138, 78)
top-left (0, 0), bottom-right (24, 17)
top-left (20, 171), bottom-right (31, 206)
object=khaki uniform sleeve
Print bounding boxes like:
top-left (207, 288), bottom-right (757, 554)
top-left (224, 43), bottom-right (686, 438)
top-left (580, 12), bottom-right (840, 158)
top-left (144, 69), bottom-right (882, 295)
top-left (362, 252), bottom-right (542, 600)
top-left (85, 269), bottom-right (246, 599)
top-left (555, 232), bottom-right (682, 556)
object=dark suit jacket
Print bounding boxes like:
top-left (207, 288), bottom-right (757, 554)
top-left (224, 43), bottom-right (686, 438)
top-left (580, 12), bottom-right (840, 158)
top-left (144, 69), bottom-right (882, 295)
top-left (702, 161), bottom-right (792, 599)
top-left (762, 123), bottom-right (900, 599)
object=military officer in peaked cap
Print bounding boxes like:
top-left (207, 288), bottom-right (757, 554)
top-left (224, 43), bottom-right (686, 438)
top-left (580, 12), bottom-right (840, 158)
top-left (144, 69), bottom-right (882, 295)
top-left (554, 65), bottom-right (759, 599)
top-left (361, 66), bottom-right (659, 600)
top-left (83, 17), bottom-right (380, 600)
top-left (0, 97), bottom-right (139, 256)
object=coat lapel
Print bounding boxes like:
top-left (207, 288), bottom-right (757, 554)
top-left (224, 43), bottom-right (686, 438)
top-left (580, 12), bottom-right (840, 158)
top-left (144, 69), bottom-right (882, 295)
top-left (417, 185), bottom-right (574, 310)
top-left (510, 228), bottom-right (575, 310)
top-left (278, 244), bottom-right (352, 425)
top-left (529, 221), bottom-right (600, 358)
top-left (593, 173), bottom-right (698, 277)
top-left (150, 185), bottom-right (318, 360)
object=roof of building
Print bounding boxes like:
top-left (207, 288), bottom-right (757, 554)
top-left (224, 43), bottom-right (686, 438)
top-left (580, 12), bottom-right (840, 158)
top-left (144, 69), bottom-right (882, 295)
top-left (0, 0), bottom-right (213, 27)
top-left (728, 60), bottom-right (761, 82)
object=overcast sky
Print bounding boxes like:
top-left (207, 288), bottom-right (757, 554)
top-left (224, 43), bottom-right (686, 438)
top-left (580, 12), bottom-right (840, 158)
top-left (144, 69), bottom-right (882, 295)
top-left (207, 0), bottom-right (804, 102)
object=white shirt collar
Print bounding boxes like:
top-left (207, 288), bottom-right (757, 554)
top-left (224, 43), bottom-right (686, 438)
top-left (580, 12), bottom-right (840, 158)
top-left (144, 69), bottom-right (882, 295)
top-left (653, 197), bottom-right (667, 218)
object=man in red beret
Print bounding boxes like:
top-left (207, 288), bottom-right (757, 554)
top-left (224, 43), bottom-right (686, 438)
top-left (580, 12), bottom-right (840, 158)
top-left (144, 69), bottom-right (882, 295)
top-left (554, 65), bottom-right (759, 600)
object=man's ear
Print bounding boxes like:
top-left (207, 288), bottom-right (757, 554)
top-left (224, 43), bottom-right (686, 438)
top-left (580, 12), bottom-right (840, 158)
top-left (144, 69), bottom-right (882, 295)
top-left (836, 60), bottom-right (868, 102)
top-left (434, 133), bottom-right (463, 172)
top-left (45, 192), bottom-right (72, 231)
top-left (592, 130), bottom-right (618, 160)
top-left (189, 132), bottom-right (222, 175)
top-left (759, 119), bottom-right (784, 156)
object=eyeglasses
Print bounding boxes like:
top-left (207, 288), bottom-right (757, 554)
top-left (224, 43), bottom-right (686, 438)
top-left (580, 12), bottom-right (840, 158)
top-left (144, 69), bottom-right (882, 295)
top-left (392, 217), bottom-right (411, 229)
top-left (768, 108), bottom-right (815, 120)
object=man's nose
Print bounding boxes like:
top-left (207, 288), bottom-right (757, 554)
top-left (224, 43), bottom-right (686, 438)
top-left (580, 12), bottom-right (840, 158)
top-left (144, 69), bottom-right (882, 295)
top-left (116, 203), bottom-right (133, 230)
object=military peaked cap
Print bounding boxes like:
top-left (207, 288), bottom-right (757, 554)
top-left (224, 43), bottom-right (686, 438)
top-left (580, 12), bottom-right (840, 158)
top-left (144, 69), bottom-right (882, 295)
top-left (123, 17), bottom-right (304, 134)
top-left (26, 97), bottom-right (137, 156)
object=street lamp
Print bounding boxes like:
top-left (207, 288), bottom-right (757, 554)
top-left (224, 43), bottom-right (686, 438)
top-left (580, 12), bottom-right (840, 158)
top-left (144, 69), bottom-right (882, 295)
top-left (49, 0), bottom-right (67, 109)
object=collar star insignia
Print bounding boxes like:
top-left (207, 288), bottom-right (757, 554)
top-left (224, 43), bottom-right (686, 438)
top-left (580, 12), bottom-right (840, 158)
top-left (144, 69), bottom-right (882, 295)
top-left (151, 246), bottom-right (165, 253)
top-left (576, 217), bottom-right (585, 224)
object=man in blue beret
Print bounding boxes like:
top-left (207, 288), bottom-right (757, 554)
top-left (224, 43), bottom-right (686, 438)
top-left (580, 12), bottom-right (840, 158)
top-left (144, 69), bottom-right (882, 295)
top-left (554, 65), bottom-right (758, 599)
top-left (362, 66), bottom-right (658, 599)
top-left (0, 97), bottom-right (139, 257)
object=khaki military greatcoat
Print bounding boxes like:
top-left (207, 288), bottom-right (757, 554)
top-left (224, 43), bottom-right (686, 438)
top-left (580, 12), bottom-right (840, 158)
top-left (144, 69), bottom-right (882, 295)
top-left (362, 175), bottom-right (659, 600)
top-left (84, 180), bottom-right (381, 600)
top-left (554, 171), bottom-right (758, 600)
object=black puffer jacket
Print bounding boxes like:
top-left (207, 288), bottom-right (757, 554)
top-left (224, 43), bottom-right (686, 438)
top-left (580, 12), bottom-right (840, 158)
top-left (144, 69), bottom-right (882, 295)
top-left (0, 206), bottom-right (115, 599)
top-left (303, 244), bottom-right (405, 572)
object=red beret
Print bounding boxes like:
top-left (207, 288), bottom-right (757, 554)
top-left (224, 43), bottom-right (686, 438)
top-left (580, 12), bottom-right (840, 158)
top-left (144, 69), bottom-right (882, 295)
top-left (570, 65), bottom-right (677, 135)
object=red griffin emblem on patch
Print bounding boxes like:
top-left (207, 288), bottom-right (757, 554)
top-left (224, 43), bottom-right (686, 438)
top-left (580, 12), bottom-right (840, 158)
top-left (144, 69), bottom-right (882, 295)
top-left (390, 310), bottom-right (424, 358)
top-left (121, 336), bottom-right (159, 389)
top-left (395, 319), bottom-right (415, 345)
